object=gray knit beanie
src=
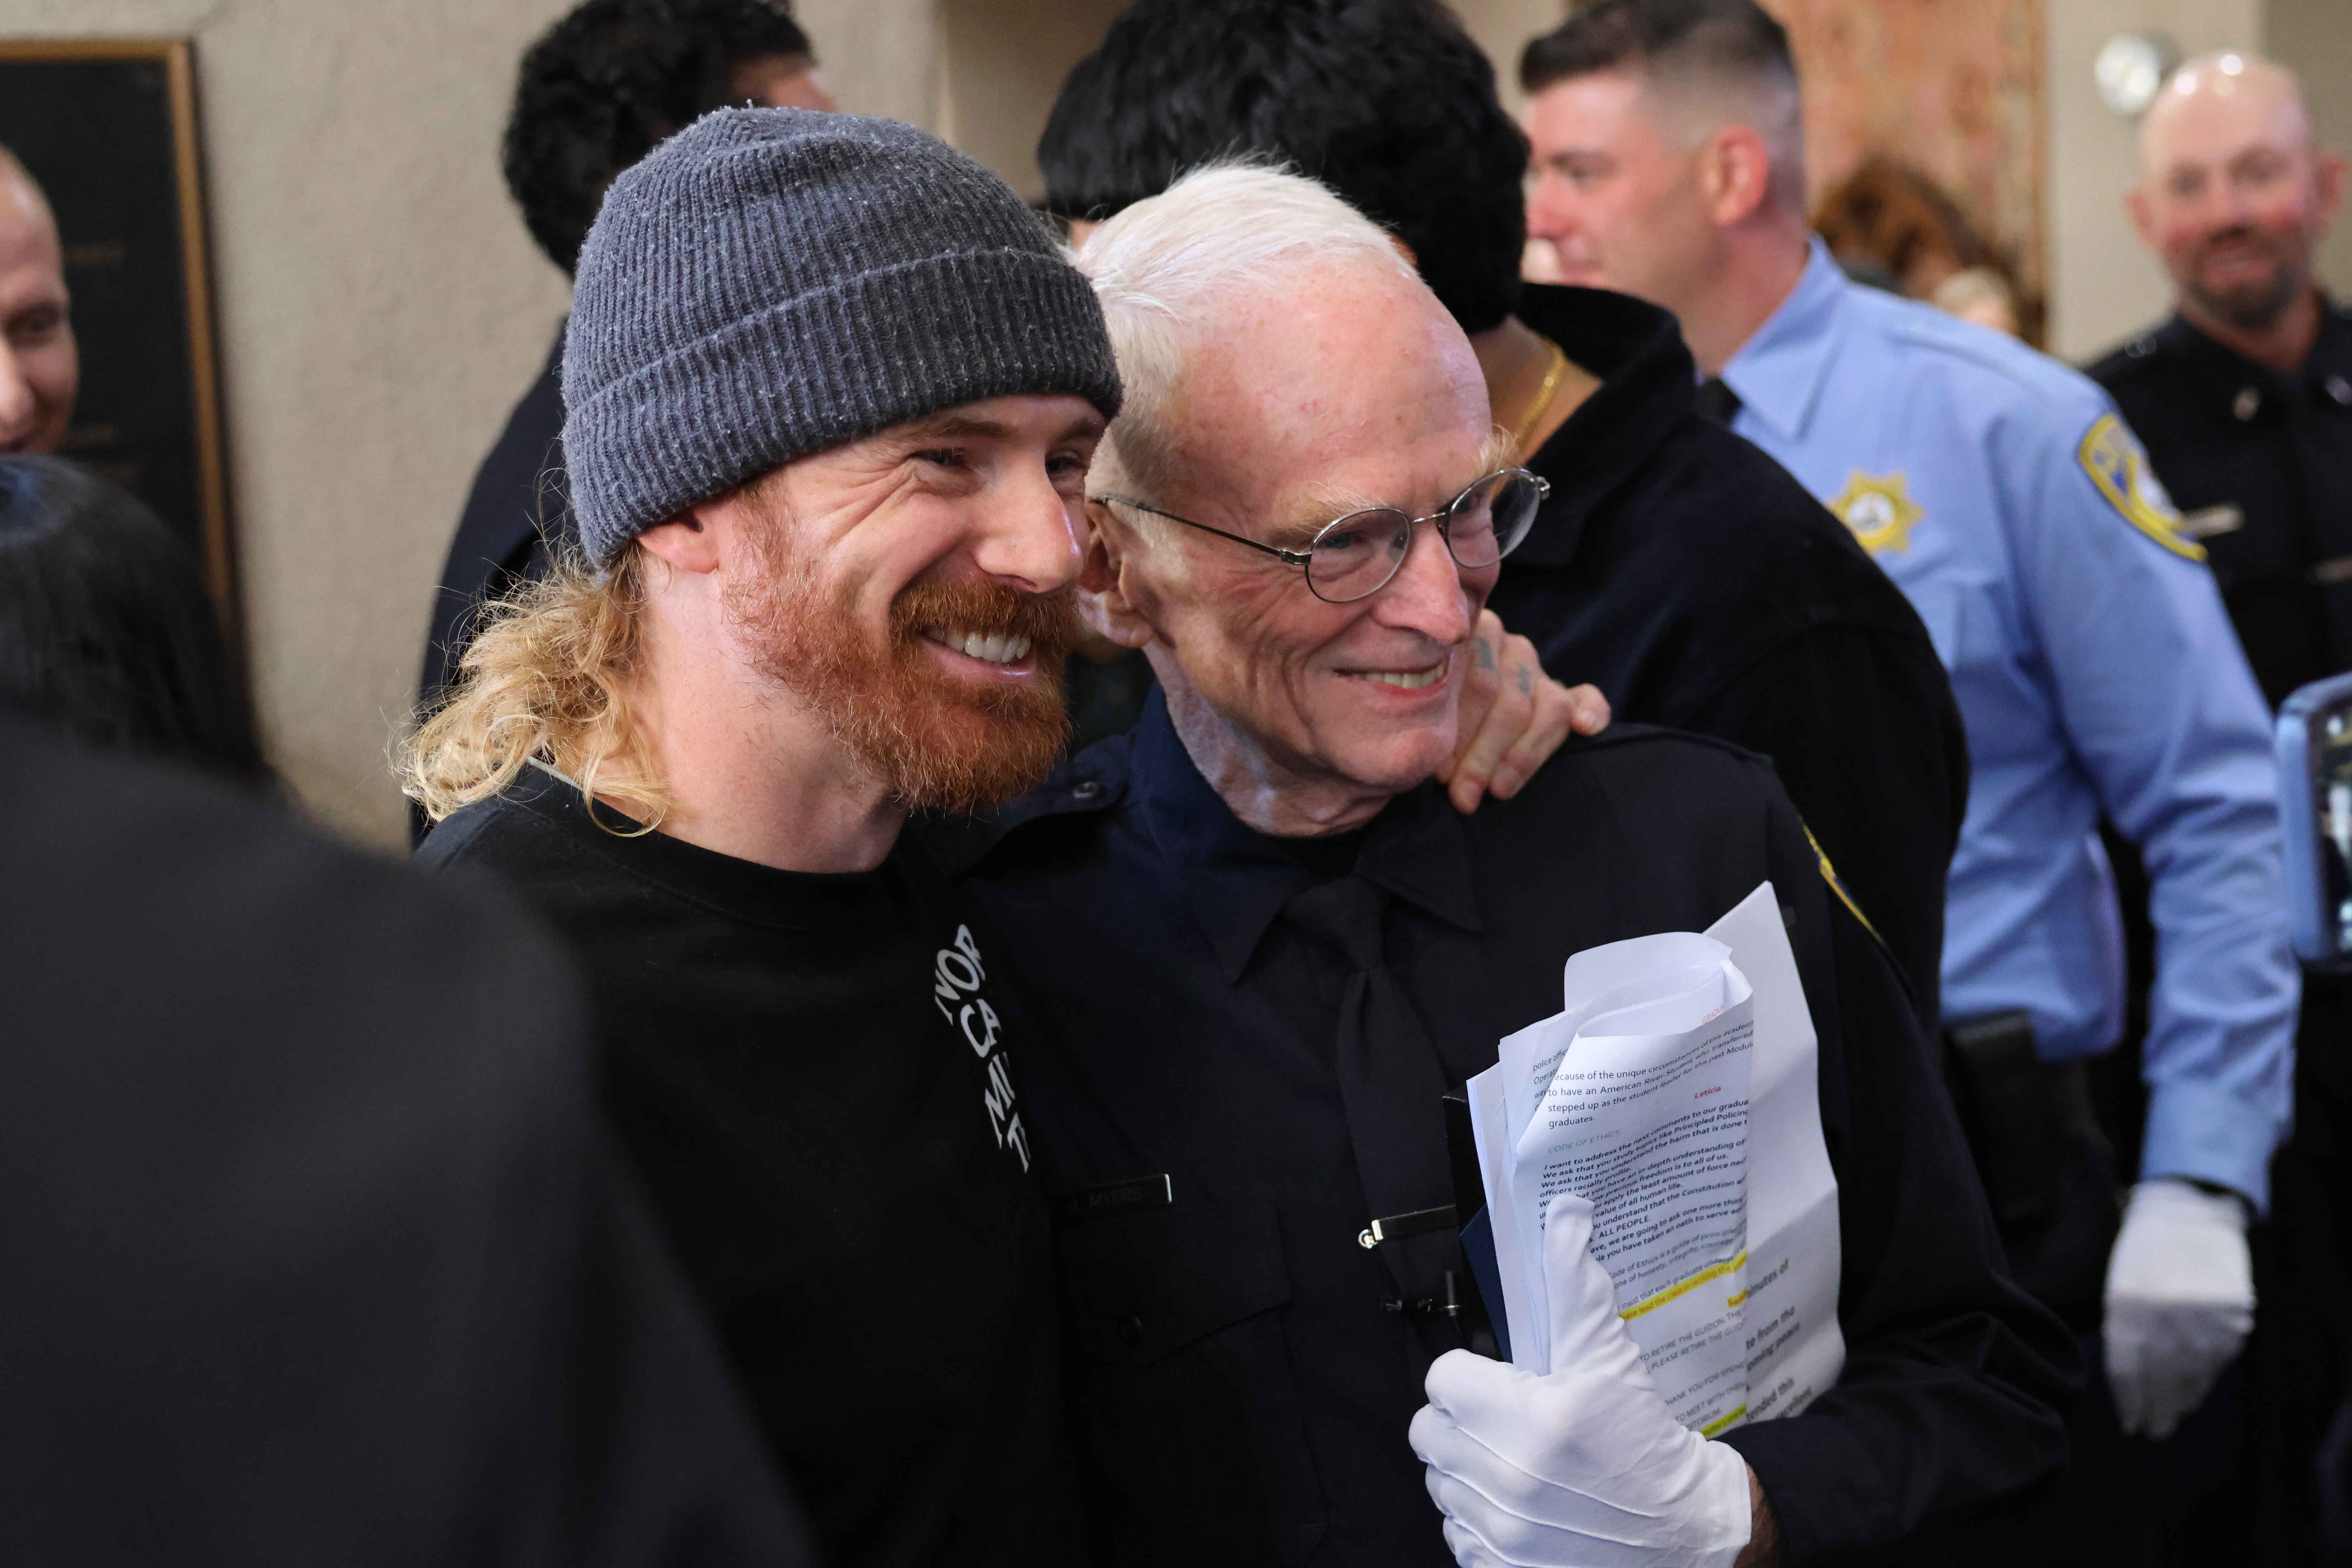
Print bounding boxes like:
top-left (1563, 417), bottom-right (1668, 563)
top-left (562, 108), bottom-right (1123, 567)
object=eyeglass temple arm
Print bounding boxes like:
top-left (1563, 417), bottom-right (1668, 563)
top-left (1090, 495), bottom-right (1315, 568)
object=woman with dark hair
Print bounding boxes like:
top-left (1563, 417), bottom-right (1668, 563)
top-left (0, 454), bottom-right (265, 779)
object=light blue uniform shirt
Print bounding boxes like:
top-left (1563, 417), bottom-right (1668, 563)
top-left (1718, 239), bottom-right (2298, 1206)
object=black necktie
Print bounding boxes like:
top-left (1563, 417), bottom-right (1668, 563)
top-left (1694, 375), bottom-right (1743, 424)
top-left (1284, 876), bottom-right (1458, 1301)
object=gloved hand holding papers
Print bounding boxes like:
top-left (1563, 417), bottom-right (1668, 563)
top-left (1457, 883), bottom-right (1844, 1436)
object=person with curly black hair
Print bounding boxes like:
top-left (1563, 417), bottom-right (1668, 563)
top-left (417, 0), bottom-right (831, 778)
top-left (1037, 0), bottom-right (1968, 1024)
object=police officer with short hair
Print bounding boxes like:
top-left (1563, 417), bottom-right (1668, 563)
top-left (2088, 50), bottom-right (2352, 1561)
top-left (1519, 3), bottom-right (2297, 1547)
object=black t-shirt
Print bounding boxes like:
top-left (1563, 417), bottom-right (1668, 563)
top-left (417, 768), bottom-right (1076, 1568)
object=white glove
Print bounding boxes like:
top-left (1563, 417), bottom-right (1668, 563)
top-left (2103, 1178), bottom-right (2254, 1441)
top-left (1409, 1194), bottom-right (1754, 1568)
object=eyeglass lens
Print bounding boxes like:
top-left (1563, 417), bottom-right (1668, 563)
top-left (1304, 471), bottom-right (1545, 603)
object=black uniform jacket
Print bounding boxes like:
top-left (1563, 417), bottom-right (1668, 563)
top-left (1495, 287), bottom-right (1967, 1023)
top-left (2088, 303), bottom-right (2352, 707)
top-left (0, 717), bottom-right (813, 1567)
top-left (418, 325), bottom-right (572, 714)
top-left (929, 697), bottom-right (2074, 1568)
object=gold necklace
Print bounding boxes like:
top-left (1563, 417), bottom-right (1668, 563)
top-left (1511, 334), bottom-right (1572, 458)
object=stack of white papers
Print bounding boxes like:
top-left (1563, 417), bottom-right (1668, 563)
top-left (1463, 882), bottom-right (1845, 1435)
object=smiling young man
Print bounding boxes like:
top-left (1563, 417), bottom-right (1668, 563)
top-left (936, 165), bottom-right (2073, 1568)
top-left (405, 110), bottom-right (1122, 1568)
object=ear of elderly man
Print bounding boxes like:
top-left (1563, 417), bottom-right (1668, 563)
top-left (407, 109), bottom-right (2068, 1568)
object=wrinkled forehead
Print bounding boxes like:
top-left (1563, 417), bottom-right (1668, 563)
top-left (1168, 270), bottom-right (1493, 521)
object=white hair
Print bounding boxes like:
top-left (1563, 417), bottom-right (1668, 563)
top-left (1073, 162), bottom-right (1424, 504)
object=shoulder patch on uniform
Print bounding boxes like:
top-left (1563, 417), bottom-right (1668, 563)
top-left (1804, 824), bottom-right (1884, 947)
top-left (1825, 471), bottom-right (1924, 555)
top-left (2078, 414), bottom-right (2204, 561)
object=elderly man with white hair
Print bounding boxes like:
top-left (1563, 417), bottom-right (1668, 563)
top-left (935, 166), bottom-right (2074, 1568)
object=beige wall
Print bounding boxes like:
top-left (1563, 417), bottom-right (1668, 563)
top-left (0, 0), bottom-right (934, 850)
top-left (1453, 0), bottom-right (1562, 116)
top-left (2267, 0), bottom-right (2352, 299)
top-left (936, 0), bottom-right (1124, 201)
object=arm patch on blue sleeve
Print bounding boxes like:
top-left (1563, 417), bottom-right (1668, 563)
top-left (2078, 414), bottom-right (2206, 562)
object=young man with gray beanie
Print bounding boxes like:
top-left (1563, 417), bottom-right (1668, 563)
top-left (405, 107), bottom-right (1122, 1567)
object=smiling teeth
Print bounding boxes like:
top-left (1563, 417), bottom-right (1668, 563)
top-left (1369, 669), bottom-right (1442, 691)
top-left (938, 630), bottom-right (1033, 665)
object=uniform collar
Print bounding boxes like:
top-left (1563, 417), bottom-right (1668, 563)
top-left (1718, 236), bottom-right (1848, 443)
top-left (1129, 691), bottom-right (1484, 982)
top-left (2158, 297), bottom-right (2352, 413)
top-left (1511, 285), bottom-right (1702, 571)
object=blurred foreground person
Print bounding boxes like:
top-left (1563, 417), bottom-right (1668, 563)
top-left (419, 0), bottom-right (834, 725)
top-left (940, 165), bottom-right (2072, 1568)
top-left (0, 455), bottom-right (262, 779)
top-left (1521, 0), bottom-right (2296, 1552)
top-left (0, 714), bottom-right (814, 1566)
top-left (0, 145), bottom-right (75, 457)
top-left (2092, 51), bottom-right (2352, 1564)
top-left (1039, 0), bottom-right (1966, 1021)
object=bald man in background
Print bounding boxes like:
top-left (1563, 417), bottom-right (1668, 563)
top-left (2094, 52), bottom-right (2350, 706)
top-left (2089, 53), bottom-right (2352, 1565)
top-left (0, 148), bottom-right (75, 457)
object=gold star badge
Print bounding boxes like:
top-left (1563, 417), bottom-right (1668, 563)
top-left (1826, 471), bottom-right (1925, 556)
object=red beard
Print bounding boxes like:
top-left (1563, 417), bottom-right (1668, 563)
top-left (724, 534), bottom-right (1076, 816)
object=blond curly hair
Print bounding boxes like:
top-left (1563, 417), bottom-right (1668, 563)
top-left (398, 543), bottom-right (670, 828)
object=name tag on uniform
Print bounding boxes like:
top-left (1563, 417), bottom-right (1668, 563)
top-left (1051, 1174), bottom-right (1174, 1225)
top-left (2178, 503), bottom-right (2244, 540)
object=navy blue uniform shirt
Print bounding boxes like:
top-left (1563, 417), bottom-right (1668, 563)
top-left (2089, 302), bottom-right (2352, 709)
top-left (930, 695), bottom-right (2074, 1567)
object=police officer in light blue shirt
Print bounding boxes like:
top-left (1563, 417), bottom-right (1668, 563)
top-left (1518, 0), bottom-right (2296, 1492)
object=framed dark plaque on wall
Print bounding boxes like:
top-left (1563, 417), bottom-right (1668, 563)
top-left (0, 38), bottom-right (236, 635)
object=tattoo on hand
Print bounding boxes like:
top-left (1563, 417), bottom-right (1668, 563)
top-left (1477, 637), bottom-right (1497, 672)
top-left (1517, 667), bottom-right (1535, 695)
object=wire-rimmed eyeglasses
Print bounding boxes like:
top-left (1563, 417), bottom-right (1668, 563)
top-left (1092, 468), bottom-right (1551, 605)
